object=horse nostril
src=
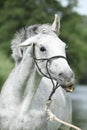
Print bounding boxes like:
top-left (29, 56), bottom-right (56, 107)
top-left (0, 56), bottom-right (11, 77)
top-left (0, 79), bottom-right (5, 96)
top-left (70, 73), bottom-right (75, 81)
top-left (58, 73), bottom-right (64, 77)
top-left (58, 72), bottom-right (74, 79)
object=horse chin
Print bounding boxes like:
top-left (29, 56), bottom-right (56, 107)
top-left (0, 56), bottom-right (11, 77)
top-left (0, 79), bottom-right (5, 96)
top-left (61, 84), bottom-right (75, 92)
top-left (51, 78), bottom-right (74, 93)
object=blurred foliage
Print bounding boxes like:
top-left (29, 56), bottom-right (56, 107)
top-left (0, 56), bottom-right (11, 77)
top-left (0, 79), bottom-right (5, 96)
top-left (0, 50), bottom-right (14, 91)
top-left (0, 0), bottom-right (87, 90)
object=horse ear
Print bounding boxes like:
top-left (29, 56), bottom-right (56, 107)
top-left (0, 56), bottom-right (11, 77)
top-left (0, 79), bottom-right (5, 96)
top-left (51, 14), bottom-right (60, 34)
top-left (19, 34), bottom-right (41, 47)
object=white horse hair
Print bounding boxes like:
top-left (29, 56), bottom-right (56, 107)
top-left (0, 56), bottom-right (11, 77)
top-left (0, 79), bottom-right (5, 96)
top-left (0, 14), bottom-right (74, 130)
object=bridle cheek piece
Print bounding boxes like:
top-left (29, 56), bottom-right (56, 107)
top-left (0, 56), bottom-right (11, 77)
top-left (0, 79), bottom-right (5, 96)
top-left (32, 44), bottom-right (67, 100)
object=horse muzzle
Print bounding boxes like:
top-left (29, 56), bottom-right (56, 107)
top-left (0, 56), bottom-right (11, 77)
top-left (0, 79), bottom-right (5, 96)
top-left (61, 84), bottom-right (75, 92)
top-left (58, 71), bottom-right (75, 92)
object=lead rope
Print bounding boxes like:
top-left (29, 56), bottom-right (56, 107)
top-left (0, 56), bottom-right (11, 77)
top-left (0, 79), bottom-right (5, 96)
top-left (45, 100), bottom-right (81, 130)
top-left (33, 44), bottom-right (81, 130)
top-left (46, 59), bottom-right (81, 130)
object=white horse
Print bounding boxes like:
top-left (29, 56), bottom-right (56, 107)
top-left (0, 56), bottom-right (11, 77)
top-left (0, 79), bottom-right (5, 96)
top-left (0, 14), bottom-right (75, 130)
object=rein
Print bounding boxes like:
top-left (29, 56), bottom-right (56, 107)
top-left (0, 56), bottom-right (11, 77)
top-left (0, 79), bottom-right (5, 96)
top-left (32, 44), bottom-right (66, 100)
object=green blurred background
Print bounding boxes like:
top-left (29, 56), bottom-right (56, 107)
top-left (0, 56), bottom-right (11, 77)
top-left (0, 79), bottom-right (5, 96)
top-left (0, 0), bottom-right (87, 129)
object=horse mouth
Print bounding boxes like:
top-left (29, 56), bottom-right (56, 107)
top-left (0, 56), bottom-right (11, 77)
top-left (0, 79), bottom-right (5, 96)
top-left (61, 84), bottom-right (74, 92)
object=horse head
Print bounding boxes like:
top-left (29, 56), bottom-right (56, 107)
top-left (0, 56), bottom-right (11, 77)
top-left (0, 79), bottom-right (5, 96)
top-left (15, 14), bottom-right (75, 93)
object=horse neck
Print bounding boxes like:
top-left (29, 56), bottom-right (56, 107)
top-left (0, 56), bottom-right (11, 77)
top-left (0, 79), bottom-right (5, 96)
top-left (15, 48), bottom-right (42, 112)
top-left (19, 69), bottom-right (41, 115)
top-left (1, 47), bottom-right (42, 112)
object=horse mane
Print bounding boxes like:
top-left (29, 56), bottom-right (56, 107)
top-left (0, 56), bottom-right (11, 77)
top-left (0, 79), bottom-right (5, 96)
top-left (11, 24), bottom-right (51, 65)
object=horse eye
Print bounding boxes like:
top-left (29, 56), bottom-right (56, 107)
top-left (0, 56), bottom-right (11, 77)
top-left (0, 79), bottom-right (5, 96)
top-left (40, 46), bottom-right (46, 52)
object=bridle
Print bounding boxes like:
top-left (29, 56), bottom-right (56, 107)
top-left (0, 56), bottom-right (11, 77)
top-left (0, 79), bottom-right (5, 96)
top-left (33, 44), bottom-right (67, 100)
